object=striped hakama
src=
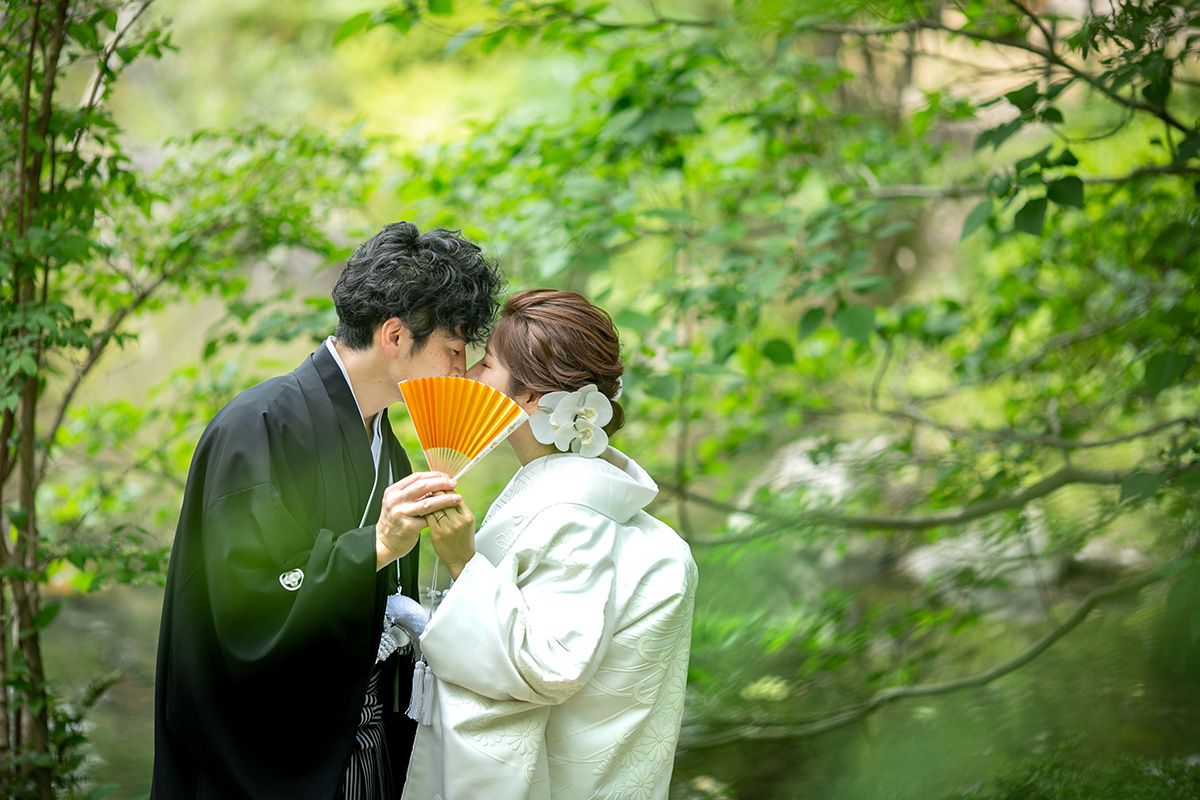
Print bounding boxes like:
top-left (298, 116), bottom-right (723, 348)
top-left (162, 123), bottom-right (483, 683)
top-left (338, 665), bottom-right (394, 800)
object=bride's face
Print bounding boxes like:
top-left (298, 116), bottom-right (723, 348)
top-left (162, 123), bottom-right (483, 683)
top-left (467, 344), bottom-right (529, 408)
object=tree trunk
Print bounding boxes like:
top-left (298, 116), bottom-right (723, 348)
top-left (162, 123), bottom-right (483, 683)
top-left (0, 408), bottom-right (13, 790)
top-left (6, 1), bottom-right (70, 794)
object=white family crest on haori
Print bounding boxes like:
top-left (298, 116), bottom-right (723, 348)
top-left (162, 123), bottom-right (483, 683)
top-left (528, 383), bottom-right (613, 457)
top-left (278, 569), bottom-right (304, 591)
top-left (400, 447), bottom-right (698, 800)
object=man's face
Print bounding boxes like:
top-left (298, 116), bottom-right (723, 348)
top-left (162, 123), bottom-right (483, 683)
top-left (400, 328), bottom-right (467, 382)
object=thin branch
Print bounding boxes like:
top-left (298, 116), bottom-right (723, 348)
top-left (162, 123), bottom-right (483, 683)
top-left (557, 10), bottom-right (716, 31)
top-left (810, 465), bottom-right (1125, 530)
top-left (684, 560), bottom-right (1177, 747)
top-left (885, 407), bottom-right (1200, 451)
top-left (869, 164), bottom-right (1200, 200)
top-left (36, 266), bottom-right (177, 483)
top-left (816, 19), bottom-right (1192, 134)
top-left (662, 464), bottom-right (1128, 546)
top-left (420, 5), bottom-right (716, 41)
top-left (16, 0), bottom-right (42, 234)
top-left (1006, 0), bottom-right (1055, 51)
top-left (869, 337), bottom-right (892, 413)
top-left (67, 1), bottom-right (154, 171)
top-left (54, 426), bottom-right (193, 544)
top-left (910, 294), bottom-right (1152, 404)
top-left (0, 402), bottom-right (14, 491)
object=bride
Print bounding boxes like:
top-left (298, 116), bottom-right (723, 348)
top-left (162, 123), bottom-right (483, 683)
top-left (398, 289), bottom-right (698, 800)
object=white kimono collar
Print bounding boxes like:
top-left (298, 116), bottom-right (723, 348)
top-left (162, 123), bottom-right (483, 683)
top-left (487, 447), bottom-right (659, 528)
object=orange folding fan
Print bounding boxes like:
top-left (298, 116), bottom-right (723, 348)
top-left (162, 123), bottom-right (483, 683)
top-left (397, 376), bottom-right (528, 479)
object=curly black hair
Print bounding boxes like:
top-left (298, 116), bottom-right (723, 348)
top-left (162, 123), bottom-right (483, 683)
top-left (332, 221), bottom-right (504, 351)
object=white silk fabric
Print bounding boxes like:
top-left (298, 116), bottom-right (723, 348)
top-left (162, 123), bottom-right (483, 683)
top-left (401, 448), bottom-right (698, 800)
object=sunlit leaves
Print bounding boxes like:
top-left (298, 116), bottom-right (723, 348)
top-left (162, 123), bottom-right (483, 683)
top-left (333, 11), bottom-right (373, 44)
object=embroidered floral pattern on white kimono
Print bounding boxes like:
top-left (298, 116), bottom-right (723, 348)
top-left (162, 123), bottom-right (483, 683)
top-left (401, 449), bottom-right (698, 800)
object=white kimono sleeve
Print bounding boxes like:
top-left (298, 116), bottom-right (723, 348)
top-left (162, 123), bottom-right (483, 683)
top-left (419, 506), bottom-right (617, 706)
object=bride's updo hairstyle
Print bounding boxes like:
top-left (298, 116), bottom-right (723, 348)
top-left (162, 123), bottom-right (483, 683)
top-left (489, 289), bottom-right (625, 437)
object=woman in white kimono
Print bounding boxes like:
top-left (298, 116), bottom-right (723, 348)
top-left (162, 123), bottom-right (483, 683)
top-left (399, 289), bottom-right (698, 800)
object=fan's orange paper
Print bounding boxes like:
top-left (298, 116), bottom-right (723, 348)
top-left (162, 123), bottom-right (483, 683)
top-left (398, 376), bottom-right (528, 479)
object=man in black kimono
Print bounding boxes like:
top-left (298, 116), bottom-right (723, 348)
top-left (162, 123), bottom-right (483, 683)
top-left (151, 221), bottom-right (504, 800)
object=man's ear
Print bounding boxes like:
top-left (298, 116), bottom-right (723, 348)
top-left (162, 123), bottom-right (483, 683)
top-left (378, 318), bottom-right (411, 357)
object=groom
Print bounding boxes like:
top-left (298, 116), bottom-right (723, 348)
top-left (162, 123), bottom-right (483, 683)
top-left (151, 221), bottom-right (503, 799)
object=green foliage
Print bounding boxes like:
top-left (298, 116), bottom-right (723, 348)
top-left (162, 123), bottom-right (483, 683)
top-left (340, 0), bottom-right (1200, 793)
top-left (941, 748), bottom-right (1200, 800)
top-left (1, 1), bottom-right (373, 795)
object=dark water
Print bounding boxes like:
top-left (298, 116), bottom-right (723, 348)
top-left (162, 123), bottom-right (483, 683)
top-left (668, 597), bottom-right (1200, 800)
top-left (42, 583), bottom-right (1200, 800)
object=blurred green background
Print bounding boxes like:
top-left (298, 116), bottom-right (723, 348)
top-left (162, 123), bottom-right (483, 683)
top-left (4, 0), bottom-right (1200, 797)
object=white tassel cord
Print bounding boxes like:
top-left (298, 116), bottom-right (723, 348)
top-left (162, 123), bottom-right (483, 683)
top-left (407, 659), bottom-right (427, 723)
top-left (405, 554), bottom-right (443, 726)
top-left (419, 662), bottom-right (434, 725)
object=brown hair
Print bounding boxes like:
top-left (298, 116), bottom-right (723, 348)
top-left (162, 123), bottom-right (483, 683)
top-left (490, 289), bottom-right (625, 436)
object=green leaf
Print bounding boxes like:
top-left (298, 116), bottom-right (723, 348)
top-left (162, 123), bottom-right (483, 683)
top-left (1152, 556), bottom-right (1195, 579)
top-left (660, 106), bottom-right (698, 134)
top-left (644, 208), bottom-right (692, 225)
top-left (539, 250), bottom-right (569, 278)
top-left (798, 307), bottom-right (825, 340)
top-left (850, 274), bottom-right (892, 294)
top-left (761, 338), bottom-right (795, 365)
top-left (960, 199), bottom-right (992, 241)
top-left (833, 304), bottom-right (874, 345)
top-left (613, 308), bottom-right (656, 330)
top-left (873, 220), bottom-right (914, 239)
top-left (711, 326), bottom-right (741, 363)
top-left (644, 374), bottom-right (677, 401)
top-left (1175, 135), bottom-right (1200, 164)
top-left (1166, 568), bottom-right (1199, 615)
top-left (428, 0), bottom-right (454, 14)
top-left (1005, 82), bottom-right (1040, 112)
top-left (1014, 197), bottom-right (1047, 236)
top-left (974, 118), bottom-right (1023, 152)
top-left (68, 21), bottom-right (100, 50)
top-left (1047, 176), bottom-right (1084, 208)
top-left (6, 507), bottom-right (28, 530)
top-left (333, 12), bottom-right (372, 45)
top-left (32, 602), bottom-right (63, 631)
top-left (1143, 74), bottom-right (1171, 107)
top-left (481, 28), bottom-right (508, 53)
top-left (1053, 148), bottom-right (1079, 167)
top-left (1015, 145), bottom-right (1052, 173)
top-left (1039, 106), bottom-right (1064, 124)
top-left (1144, 350), bottom-right (1193, 398)
top-left (84, 784), bottom-right (118, 800)
top-left (1120, 471), bottom-right (1165, 503)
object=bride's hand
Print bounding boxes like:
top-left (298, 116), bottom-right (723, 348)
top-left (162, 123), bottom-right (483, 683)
top-left (426, 497), bottom-right (476, 579)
